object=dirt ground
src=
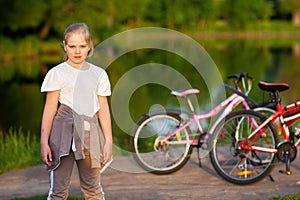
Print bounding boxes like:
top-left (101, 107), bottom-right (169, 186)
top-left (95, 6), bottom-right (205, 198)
top-left (1, 149), bottom-right (300, 200)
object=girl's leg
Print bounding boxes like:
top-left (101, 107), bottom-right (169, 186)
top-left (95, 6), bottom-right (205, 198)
top-left (47, 152), bottom-right (75, 200)
top-left (76, 149), bottom-right (104, 200)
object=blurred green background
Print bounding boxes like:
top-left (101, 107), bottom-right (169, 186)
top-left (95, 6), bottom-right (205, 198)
top-left (1, 0), bottom-right (300, 162)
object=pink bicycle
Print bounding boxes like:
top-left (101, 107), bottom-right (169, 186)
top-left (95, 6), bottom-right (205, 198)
top-left (209, 81), bottom-right (298, 184)
top-left (130, 73), bottom-right (275, 174)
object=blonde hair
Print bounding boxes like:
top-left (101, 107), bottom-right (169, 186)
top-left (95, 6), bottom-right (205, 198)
top-left (63, 22), bottom-right (94, 61)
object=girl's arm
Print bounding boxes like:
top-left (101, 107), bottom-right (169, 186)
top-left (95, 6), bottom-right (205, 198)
top-left (97, 96), bottom-right (113, 163)
top-left (40, 90), bottom-right (60, 166)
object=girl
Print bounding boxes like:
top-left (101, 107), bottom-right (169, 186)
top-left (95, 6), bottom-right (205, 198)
top-left (40, 22), bottom-right (112, 199)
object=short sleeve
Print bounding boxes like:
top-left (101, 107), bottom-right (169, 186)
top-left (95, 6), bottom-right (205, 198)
top-left (97, 71), bottom-right (111, 96)
top-left (41, 68), bottom-right (61, 92)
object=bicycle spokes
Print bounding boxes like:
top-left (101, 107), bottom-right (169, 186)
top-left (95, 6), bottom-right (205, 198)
top-left (130, 113), bottom-right (193, 174)
top-left (210, 110), bottom-right (278, 184)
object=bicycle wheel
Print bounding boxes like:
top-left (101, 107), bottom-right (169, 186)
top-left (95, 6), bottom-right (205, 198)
top-left (130, 111), bottom-right (193, 174)
top-left (209, 110), bottom-right (279, 184)
top-left (253, 107), bottom-right (275, 116)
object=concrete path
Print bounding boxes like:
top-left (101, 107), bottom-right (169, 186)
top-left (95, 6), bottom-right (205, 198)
top-left (1, 149), bottom-right (300, 200)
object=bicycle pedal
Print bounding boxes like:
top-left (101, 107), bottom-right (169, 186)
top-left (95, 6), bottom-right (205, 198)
top-left (237, 170), bottom-right (254, 176)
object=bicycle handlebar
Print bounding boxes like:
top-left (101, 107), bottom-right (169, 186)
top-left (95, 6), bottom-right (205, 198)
top-left (227, 72), bottom-right (253, 96)
top-left (227, 72), bottom-right (253, 82)
top-left (223, 83), bottom-right (258, 106)
top-left (227, 74), bottom-right (240, 80)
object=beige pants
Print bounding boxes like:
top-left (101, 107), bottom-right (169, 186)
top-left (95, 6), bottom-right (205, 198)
top-left (47, 133), bottom-right (104, 200)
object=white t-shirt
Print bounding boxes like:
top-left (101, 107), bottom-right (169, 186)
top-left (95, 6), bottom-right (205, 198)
top-left (41, 62), bottom-right (111, 117)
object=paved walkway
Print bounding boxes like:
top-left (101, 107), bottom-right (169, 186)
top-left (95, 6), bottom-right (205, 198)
top-left (1, 150), bottom-right (300, 200)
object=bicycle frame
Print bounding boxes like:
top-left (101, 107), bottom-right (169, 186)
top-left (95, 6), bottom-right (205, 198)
top-left (240, 101), bottom-right (300, 154)
top-left (164, 92), bottom-right (248, 146)
top-left (159, 73), bottom-right (275, 148)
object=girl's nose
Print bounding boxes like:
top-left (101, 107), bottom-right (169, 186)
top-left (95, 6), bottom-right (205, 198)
top-left (75, 47), bottom-right (80, 53)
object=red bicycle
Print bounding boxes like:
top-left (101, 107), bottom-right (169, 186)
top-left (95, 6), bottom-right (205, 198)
top-left (209, 81), bottom-right (300, 184)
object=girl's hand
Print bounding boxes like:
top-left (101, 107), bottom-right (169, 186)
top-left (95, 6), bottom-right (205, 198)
top-left (103, 141), bottom-right (113, 164)
top-left (41, 143), bottom-right (53, 166)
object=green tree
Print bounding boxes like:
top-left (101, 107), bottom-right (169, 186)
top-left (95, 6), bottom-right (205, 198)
top-left (39, 0), bottom-right (66, 39)
top-left (144, 0), bottom-right (166, 26)
top-left (39, 0), bottom-right (116, 41)
top-left (221, 0), bottom-right (273, 29)
top-left (40, 0), bottom-right (150, 41)
top-left (164, 0), bottom-right (188, 28)
top-left (113, 0), bottom-right (150, 27)
top-left (0, 0), bottom-right (47, 34)
top-left (279, 0), bottom-right (300, 26)
top-left (145, 0), bottom-right (217, 29)
top-left (192, 0), bottom-right (217, 28)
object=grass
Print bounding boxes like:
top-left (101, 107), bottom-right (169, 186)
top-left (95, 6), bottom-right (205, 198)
top-left (268, 192), bottom-right (300, 200)
top-left (0, 127), bottom-right (41, 174)
top-left (0, 128), bottom-right (84, 200)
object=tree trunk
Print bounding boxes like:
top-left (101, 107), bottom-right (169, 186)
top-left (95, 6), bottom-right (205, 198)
top-left (292, 10), bottom-right (300, 26)
top-left (106, 16), bottom-right (114, 29)
top-left (39, 21), bottom-right (51, 39)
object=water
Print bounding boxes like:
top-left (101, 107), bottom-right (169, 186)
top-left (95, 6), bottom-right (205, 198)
top-left (1, 37), bottom-right (300, 151)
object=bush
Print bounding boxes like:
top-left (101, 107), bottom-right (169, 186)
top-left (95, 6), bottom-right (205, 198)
top-left (0, 127), bottom-right (41, 174)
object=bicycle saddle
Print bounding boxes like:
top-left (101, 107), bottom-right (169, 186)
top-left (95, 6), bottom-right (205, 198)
top-left (171, 89), bottom-right (200, 97)
top-left (258, 81), bottom-right (289, 92)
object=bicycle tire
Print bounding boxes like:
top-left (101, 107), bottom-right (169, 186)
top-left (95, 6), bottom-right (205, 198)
top-left (253, 107), bottom-right (275, 116)
top-left (209, 110), bottom-right (279, 184)
top-left (130, 111), bottom-right (193, 174)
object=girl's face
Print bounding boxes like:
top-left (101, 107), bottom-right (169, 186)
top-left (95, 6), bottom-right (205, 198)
top-left (64, 33), bottom-right (90, 68)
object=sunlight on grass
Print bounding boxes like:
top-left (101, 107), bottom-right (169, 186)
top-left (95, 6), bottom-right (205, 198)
top-left (0, 127), bottom-right (42, 174)
top-left (268, 192), bottom-right (300, 200)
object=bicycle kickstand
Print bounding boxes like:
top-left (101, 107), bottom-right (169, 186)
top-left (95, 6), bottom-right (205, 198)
top-left (279, 150), bottom-right (292, 175)
top-left (197, 147), bottom-right (202, 168)
top-left (196, 132), bottom-right (209, 168)
top-left (284, 150), bottom-right (292, 175)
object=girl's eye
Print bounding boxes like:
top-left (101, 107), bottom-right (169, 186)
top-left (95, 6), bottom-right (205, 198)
top-left (67, 45), bottom-right (87, 49)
